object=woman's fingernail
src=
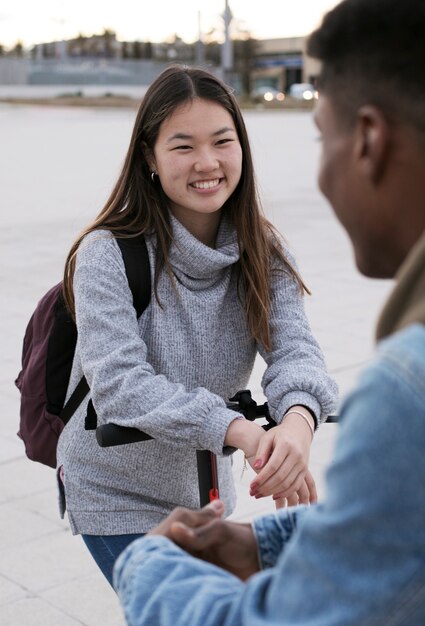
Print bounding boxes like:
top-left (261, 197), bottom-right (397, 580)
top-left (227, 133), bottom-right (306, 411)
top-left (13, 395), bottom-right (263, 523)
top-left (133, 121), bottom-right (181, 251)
top-left (254, 459), bottom-right (263, 469)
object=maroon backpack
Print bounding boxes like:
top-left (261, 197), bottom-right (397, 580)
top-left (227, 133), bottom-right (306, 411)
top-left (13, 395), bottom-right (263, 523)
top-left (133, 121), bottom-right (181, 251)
top-left (15, 235), bottom-right (151, 468)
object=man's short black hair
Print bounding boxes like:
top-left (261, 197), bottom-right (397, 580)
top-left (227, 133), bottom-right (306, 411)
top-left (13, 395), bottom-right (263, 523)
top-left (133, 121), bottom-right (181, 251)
top-left (307, 0), bottom-right (425, 132)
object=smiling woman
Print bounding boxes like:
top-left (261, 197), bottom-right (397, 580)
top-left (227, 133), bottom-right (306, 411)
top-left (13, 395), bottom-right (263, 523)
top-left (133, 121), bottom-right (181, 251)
top-left (146, 99), bottom-right (242, 246)
top-left (57, 64), bottom-right (337, 586)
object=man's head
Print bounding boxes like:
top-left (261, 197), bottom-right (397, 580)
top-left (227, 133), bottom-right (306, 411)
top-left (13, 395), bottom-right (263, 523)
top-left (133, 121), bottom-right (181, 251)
top-left (308, 0), bottom-right (425, 278)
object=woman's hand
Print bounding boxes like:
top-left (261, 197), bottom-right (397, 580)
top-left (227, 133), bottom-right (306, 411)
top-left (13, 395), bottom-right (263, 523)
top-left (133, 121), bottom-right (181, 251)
top-left (275, 470), bottom-right (318, 508)
top-left (249, 407), bottom-right (317, 505)
top-left (224, 416), bottom-right (265, 458)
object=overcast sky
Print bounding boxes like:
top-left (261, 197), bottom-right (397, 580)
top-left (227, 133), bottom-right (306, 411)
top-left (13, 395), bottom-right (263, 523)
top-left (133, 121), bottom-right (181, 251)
top-left (0, 0), bottom-right (339, 48)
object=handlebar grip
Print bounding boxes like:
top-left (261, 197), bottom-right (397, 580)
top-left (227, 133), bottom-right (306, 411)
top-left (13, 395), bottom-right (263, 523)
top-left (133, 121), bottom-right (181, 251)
top-left (96, 423), bottom-right (153, 447)
top-left (326, 415), bottom-right (339, 423)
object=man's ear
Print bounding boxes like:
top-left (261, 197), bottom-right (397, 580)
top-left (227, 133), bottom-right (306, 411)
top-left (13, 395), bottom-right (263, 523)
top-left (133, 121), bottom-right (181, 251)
top-left (354, 105), bottom-right (391, 183)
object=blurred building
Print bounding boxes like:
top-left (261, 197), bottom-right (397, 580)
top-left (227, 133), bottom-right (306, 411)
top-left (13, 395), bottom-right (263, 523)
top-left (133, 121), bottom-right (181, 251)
top-left (251, 36), bottom-right (320, 92)
top-left (0, 31), bottom-right (319, 93)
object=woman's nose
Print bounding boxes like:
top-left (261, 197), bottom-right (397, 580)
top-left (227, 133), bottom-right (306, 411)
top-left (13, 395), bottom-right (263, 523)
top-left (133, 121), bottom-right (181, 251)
top-left (194, 149), bottom-right (219, 172)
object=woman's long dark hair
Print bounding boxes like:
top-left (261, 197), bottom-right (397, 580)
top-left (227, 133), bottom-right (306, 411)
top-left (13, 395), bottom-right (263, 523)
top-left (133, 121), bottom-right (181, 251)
top-left (63, 64), bottom-right (308, 350)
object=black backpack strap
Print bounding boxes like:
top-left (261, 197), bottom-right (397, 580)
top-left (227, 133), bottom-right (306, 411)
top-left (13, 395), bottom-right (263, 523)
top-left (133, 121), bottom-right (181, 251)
top-left (62, 234), bottom-right (151, 428)
top-left (60, 376), bottom-right (89, 424)
top-left (84, 399), bottom-right (98, 430)
top-left (116, 234), bottom-right (151, 318)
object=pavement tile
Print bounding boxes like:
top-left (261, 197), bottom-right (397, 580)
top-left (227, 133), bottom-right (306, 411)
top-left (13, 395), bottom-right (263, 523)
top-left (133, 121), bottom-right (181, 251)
top-left (0, 596), bottom-right (84, 626)
top-left (0, 501), bottom-right (61, 552)
top-left (0, 435), bottom-right (24, 463)
top-left (0, 457), bottom-right (54, 504)
top-left (0, 574), bottom-right (27, 606)
top-left (0, 530), bottom-right (97, 594)
top-left (40, 574), bottom-right (125, 626)
top-left (16, 488), bottom-right (69, 528)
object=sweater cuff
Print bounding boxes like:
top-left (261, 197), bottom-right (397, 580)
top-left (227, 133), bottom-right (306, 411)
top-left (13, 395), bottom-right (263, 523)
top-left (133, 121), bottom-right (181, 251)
top-left (200, 407), bottom-right (243, 456)
top-left (276, 392), bottom-right (322, 427)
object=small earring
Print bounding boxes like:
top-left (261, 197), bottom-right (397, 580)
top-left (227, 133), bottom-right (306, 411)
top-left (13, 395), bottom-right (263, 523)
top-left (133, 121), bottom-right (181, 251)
top-left (150, 171), bottom-right (157, 183)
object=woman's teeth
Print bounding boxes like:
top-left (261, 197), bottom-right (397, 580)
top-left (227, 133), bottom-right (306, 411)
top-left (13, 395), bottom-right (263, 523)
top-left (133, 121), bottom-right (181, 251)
top-left (191, 179), bottom-right (220, 189)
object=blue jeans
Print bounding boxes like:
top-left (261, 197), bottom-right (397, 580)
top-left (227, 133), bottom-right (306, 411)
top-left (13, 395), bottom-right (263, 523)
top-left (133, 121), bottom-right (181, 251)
top-left (82, 533), bottom-right (144, 586)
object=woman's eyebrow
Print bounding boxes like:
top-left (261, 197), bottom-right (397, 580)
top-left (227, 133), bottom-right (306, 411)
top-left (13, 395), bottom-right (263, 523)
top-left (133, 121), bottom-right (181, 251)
top-left (212, 126), bottom-right (236, 137)
top-left (167, 132), bottom-right (192, 143)
top-left (166, 127), bottom-right (236, 143)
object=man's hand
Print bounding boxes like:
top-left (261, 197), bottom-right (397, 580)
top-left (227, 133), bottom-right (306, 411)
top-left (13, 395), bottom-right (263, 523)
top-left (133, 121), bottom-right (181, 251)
top-left (148, 500), bottom-right (224, 540)
top-left (148, 500), bottom-right (260, 581)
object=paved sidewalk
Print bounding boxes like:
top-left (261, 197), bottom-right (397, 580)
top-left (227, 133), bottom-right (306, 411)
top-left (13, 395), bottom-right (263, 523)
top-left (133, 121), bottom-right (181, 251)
top-left (0, 104), bottom-right (392, 625)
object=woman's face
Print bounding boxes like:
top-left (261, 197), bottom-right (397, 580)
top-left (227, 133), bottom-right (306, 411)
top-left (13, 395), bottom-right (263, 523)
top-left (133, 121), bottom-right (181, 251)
top-left (151, 98), bottom-right (243, 236)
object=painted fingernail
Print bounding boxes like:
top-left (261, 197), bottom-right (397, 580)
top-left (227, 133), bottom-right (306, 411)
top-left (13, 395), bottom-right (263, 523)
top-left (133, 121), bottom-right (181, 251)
top-left (254, 459), bottom-right (263, 469)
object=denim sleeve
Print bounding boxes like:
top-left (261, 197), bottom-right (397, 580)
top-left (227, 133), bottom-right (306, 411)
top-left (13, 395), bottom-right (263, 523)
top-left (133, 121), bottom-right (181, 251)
top-left (252, 505), bottom-right (309, 569)
top-left (114, 329), bottom-right (425, 626)
top-left (114, 536), bottom-right (248, 626)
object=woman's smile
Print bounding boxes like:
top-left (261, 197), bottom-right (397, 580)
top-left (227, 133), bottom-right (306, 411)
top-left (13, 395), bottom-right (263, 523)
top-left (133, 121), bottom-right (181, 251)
top-left (190, 178), bottom-right (223, 191)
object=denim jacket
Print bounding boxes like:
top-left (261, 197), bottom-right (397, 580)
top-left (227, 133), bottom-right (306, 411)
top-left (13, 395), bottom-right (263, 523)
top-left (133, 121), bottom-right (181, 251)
top-left (114, 323), bottom-right (425, 626)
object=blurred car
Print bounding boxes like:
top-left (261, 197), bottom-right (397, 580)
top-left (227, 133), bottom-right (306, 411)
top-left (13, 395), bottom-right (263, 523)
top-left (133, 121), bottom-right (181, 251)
top-left (250, 86), bottom-right (285, 103)
top-left (287, 83), bottom-right (319, 100)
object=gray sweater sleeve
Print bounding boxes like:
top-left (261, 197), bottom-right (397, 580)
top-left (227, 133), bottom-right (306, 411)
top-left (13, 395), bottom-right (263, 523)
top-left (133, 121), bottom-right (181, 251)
top-left (259, 252), bottom-right (338, 424)
top-left (73, 232), bottom-right (239, 456)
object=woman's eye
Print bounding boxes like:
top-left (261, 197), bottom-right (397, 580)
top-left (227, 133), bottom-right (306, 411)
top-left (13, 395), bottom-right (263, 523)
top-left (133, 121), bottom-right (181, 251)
top-left (216, 138), bottom-right (233, 145)
top-left (174, 145), bottom-right (192, 150)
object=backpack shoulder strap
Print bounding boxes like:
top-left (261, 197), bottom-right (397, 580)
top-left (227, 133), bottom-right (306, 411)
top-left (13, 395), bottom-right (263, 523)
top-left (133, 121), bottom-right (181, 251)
top-left (60, 376), bottom-right (89, 424)
top-left (61, 234), bottom-right (151, 426)
top-left (115, 234), bottom-right (151, 318)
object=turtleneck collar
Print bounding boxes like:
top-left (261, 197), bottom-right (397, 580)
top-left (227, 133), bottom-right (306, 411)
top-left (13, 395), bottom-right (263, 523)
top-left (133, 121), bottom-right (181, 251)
top-left (376, 228), bottom-right (425, 341)
top-left (164, 213), bottom-right (240, 289)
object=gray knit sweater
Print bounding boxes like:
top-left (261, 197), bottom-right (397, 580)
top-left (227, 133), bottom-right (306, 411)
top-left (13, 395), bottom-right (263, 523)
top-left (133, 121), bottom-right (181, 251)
top-left (57, 215), bottom-right (337, 535)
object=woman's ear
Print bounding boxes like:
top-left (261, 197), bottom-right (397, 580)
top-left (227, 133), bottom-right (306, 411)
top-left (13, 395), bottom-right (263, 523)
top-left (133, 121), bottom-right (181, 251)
top-left (141, 142), bottom-right (157, 173)
top-left (354, 105), bottom-right (391, 184)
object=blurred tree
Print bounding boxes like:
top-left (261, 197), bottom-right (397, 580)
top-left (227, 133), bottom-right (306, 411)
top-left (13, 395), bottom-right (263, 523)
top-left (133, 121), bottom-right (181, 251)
top-left (144, 41), bottom-right (152, 59)
top-left (133, 41), bottom-right (143, 59)
top-left (203, 19), bottom-right (257, 95)
top-left (10, 41), bottom-right (24, 57)
top-left (122, 41), bottom-right (130, 58)
top-left (119, 39), bottom-right (153, 59)
top-left (233, 34), bottom-right (258, 96)
top-left (203, 25), bottom-right (221, 65)
top-left (102, 28), bottom-right (116, 58)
